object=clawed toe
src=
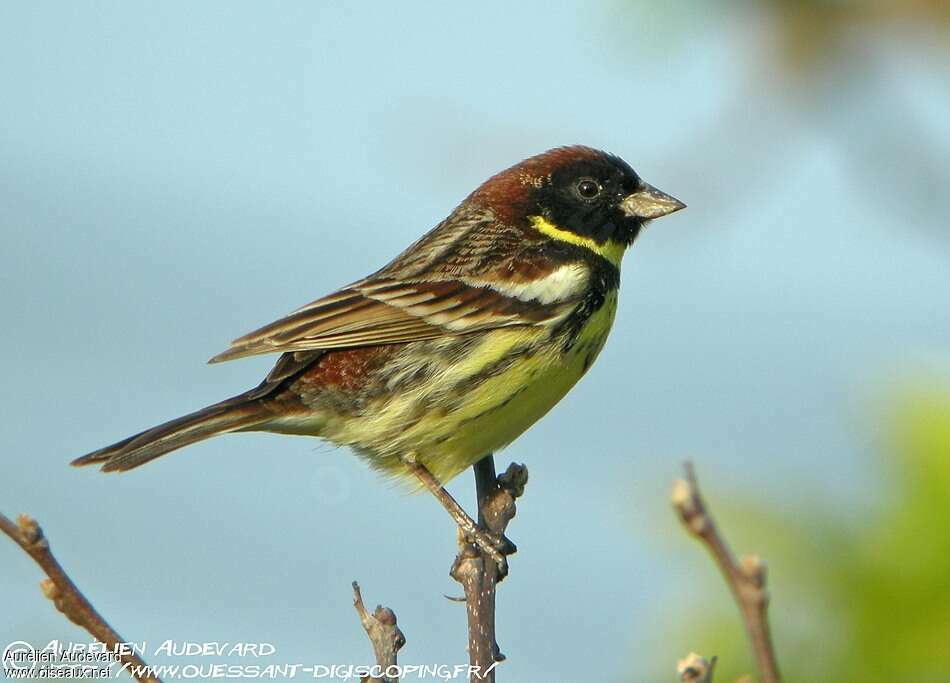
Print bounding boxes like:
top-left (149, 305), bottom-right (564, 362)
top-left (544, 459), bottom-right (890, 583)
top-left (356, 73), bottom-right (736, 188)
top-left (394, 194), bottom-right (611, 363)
top-left (466, 526), bottom-right (515, 580)
top-left (490, 533), bottom-right (516, 556)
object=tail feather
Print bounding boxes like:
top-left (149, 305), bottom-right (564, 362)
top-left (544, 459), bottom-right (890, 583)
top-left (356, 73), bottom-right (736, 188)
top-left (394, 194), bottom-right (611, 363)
top-left (72, 393), bottom-right (270, 472)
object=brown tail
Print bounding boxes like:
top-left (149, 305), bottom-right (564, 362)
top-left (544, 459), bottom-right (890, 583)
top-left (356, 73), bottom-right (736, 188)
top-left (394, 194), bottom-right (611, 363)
top-left (71, 392), bottom-right (271, 472)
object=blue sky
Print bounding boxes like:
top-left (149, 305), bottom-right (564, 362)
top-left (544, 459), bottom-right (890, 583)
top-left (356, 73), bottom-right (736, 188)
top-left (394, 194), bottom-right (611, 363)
top-left (2, 2), bottom-right (948, 680)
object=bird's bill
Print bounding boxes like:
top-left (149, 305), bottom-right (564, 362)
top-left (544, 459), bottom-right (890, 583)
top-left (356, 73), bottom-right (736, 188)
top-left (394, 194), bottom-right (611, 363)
top-left (620, 183), bottom-right (686, 219)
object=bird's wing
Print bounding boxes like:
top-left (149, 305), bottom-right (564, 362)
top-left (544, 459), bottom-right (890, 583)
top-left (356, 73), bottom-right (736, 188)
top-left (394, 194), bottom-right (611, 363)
top-left (209, 209), bottom-right (589, 363)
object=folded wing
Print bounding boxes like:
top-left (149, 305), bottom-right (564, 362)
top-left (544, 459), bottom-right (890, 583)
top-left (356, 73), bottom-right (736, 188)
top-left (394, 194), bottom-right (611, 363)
top-left (209, 206), bottom-right (590, 363)
top-left (208, 276), bottom-right (578, 363)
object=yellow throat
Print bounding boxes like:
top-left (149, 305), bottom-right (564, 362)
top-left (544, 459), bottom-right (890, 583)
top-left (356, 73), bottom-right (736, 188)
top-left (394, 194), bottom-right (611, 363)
top-left (529, 215), bottom-right (626, 267)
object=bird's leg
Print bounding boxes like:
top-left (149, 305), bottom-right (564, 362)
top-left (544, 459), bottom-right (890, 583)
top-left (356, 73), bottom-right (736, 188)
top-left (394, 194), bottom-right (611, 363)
top-left (401, 454), bottom-right (510, 578)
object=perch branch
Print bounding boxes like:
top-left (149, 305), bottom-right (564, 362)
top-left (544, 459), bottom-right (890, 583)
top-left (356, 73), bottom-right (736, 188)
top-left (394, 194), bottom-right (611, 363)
top-left (450, 455), bottom-right (527, 682)
top-left (0, 511), bottom-right (159, 683)
top-left (351, 581), bottom-right (405, 683)
top-left (676, 652), bottom-right (716, 683)
top-left (670, 463), bottom-right (781, 683)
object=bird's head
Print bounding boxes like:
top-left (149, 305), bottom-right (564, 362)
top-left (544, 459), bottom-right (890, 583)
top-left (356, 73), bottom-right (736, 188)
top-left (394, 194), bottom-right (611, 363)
top-left (470, 146), bottom-right (685, 265)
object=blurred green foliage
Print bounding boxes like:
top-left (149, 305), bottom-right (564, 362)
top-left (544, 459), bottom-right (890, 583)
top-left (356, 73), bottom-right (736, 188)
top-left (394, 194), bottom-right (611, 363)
top-left (609, 0), bottom-right (950, 244)
top-left (662, 391), bottom-right (950, 682)
top-left (615, 0), bottom-right (950, 72)
top-left (737, 0), bottom-right (950, 72)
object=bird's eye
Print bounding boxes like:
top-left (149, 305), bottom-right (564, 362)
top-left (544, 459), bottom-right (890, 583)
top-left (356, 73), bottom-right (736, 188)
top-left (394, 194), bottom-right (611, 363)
top-left (576, 178), bottom-right (601, 199)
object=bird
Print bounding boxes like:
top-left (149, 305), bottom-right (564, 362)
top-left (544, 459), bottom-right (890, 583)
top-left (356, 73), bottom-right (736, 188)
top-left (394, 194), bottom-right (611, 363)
top-left (72, 145), bottom-right (684, 567)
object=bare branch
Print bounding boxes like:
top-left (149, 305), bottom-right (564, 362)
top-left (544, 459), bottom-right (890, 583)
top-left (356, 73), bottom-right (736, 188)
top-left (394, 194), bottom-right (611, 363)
top-left (351, 581), bottom-right (405, 683)
top-left (671, 463), bottom-right (781, 683)
top-left (450, 456), bottom-right (527, 682)
top-left (677, 652), bottom-right (716, 683)
top-left (0, 511), bottom-right (159, 683)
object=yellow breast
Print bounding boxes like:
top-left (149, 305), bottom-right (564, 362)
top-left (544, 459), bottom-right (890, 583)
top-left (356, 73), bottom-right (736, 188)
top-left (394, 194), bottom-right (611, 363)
top-left (362, 289), bottom-right (620, 482)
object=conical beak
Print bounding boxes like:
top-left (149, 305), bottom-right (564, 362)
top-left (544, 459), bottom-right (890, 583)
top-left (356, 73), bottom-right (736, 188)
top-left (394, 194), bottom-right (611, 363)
top-left (620, 182), bottom-right (686, 219)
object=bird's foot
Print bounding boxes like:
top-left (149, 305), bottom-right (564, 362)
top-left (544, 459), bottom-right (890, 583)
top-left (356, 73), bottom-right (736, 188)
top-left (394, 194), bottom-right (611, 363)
top-left (401, 454), bottom-right (515, 579)
top-left (461, 526), bottom-right (516, 580)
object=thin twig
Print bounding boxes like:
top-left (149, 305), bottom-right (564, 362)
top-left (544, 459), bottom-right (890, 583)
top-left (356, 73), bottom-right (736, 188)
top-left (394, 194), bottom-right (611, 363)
top-left (450, 455), bottom-right (527, 682)
top-left (676, 652), bottom-right (716, 683)
top-left (670, 463), bottom-right (781, 683)
top-left (0, 511), bottom-right (160, 683)
top-left (351, 581), bottom-right (405, 683)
